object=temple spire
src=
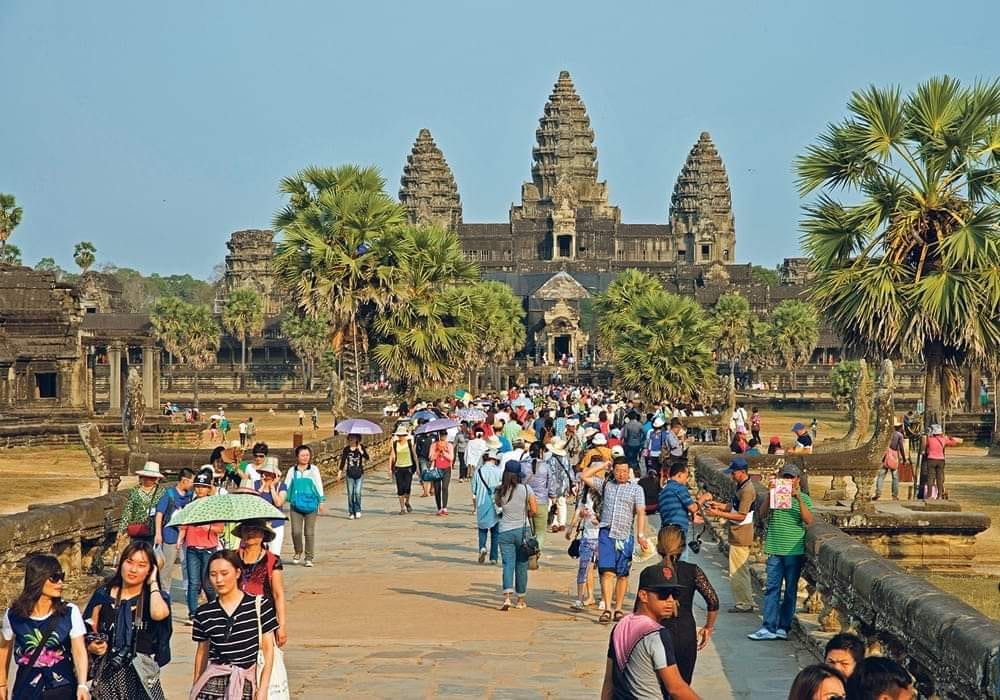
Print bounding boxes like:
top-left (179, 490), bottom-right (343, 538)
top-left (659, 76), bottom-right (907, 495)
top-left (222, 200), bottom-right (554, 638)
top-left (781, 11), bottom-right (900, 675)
top-left (399, 128), bottom-right (462, 232)
top-left (669, 132), bottom-right (736, 264)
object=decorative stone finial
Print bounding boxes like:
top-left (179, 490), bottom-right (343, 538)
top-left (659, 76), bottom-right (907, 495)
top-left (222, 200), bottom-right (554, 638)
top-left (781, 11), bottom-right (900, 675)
top-left (399, 128), bottom-right (462, 232)
top-left (669, 132), bottom-right (736, 264)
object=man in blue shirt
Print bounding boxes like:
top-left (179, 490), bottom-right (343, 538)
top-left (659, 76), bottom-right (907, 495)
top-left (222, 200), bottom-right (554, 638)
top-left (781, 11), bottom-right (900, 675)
top-left (154, 467), bottom-right (194, 595)
top-left (657, 462), bottom-right (709, 561)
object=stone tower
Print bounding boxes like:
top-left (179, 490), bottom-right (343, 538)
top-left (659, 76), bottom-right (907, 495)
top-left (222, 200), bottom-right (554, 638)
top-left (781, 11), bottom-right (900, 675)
top-left (669, 132), bottom-right (736, 264)
top-left (399, 128), bottom-right (462, 232)
top-left (221, 230), bottom-right (282, 315)
top-left (511, 70), bottom-right (619, 262)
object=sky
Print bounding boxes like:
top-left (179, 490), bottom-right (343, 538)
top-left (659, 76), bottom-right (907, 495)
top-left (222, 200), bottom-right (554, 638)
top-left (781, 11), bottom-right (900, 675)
top-left (3, 1), bottom-right (998, 279)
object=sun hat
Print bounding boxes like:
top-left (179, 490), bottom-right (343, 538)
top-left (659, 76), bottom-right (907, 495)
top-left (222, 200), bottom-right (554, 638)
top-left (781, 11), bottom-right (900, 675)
top-left (548, 437), bottom-right (567, 457)
top-left (393, 425), bottom-right (410, 436)
top-left (583, 426), bottom-right (598, 439)
top-left (232, 519), bottom-right (276, 543)
top-left (929, 424), bottom-right (944, 436)
top-left (653, 417), bottom-right (666, 428)
top-left (517, 429), bottom-right (538, 444)
top-left (135, 461), bottom-right (164, 479)
top-left (483, 451), bottom-right (501, 463)
top-left (610, 427), bottom-right (622, 438)
top-left (258, 457), bottom-right (281, 477)
top-left (611, 445), bottom-right (625, 457)
top-left (592, 433), bottom-right (608, 446)
top-left (791, 422), bottom-right (807, 433)
top-left (229, 440), bottom-right (242, 449)
top-left (485, 435), bottom-right (503, 450)
top-left (566, 418), bottom-right (580, 427)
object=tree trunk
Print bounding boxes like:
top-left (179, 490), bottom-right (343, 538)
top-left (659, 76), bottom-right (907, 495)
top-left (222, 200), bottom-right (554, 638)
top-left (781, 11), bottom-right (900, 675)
top-left (193, 366), bottom-right (200, 409)
top-left (924, 340), bottom-right (946, 430)
top-left (342, 321), bottom-right (364, 413)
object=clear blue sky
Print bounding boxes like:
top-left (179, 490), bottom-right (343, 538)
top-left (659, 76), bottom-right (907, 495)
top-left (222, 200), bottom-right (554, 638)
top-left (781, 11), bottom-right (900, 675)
top-left (3, 1), bottom-right (997, 278)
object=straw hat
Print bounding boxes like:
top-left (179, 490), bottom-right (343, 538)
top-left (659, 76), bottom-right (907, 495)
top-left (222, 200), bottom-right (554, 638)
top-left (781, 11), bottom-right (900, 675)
top-left (232, 519), bottom-right (276, 543)
top-left (393, 425), bottom-right (411, 436)
top-left (229, 440), bottom-right (242, 449)
top-left (548, 437), bottom-right (567, 457)
top-left (583, 426), bottom-right (598, 439)
top-left (135, 461), bottom-right (164, 479)
top-left (485, 435), bottom-right (503, 450)
top-left (591, 433), bottom-right (608, 446)
top-left (258, 457), bottom-right (281, 477)
top-left (516, 429), bottom-right (538, 444)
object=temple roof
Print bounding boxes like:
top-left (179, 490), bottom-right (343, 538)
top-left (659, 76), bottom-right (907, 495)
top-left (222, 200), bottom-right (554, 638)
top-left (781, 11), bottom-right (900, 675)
top-left (530, 71), bottom-right (599, 202)
top-left (669, 132), bottom-right (733, 224)
top-left (399, 128), bottom-right (462, 232)
top-left (531, 271), bottom-right (591, 300)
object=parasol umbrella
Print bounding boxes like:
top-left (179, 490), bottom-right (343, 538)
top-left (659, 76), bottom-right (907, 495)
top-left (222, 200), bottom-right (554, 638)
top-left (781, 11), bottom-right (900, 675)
top-left (454, 389), bottom-right (473, 403)
top-left (456, 407), bottom-right (487, 422)
top-left (167, 492), bottom-right (286, 528)
top-left (334, 418), bottom-right (383, 435)
top-left (412, 409), bottom-right (438, 422)
top-left (414, 417), bottom-right (460, 434)
top-left (511, 395), bottom-right (534, 410)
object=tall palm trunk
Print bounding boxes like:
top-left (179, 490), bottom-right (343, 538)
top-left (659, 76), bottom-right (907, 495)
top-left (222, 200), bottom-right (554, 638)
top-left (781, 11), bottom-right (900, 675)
top-left (342, 321), bottom-right (364, 412)
top-left (193, 366), bottom-right (200, 410)
top-left (240, 333), bottom-right (247, 391)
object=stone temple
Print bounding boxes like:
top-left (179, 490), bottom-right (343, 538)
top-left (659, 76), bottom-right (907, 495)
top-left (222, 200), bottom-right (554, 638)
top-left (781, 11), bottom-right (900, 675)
top-left (397, 70), bottom-right (782, 361)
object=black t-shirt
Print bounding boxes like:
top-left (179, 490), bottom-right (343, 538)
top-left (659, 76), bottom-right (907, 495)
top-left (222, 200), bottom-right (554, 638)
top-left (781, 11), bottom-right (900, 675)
top-left (192, 594), bottom-right (278, 669)
top-left (415, 433), bottom-right (434, 460)
top-left (796, 433), bottom-right (813, 449)
top-left (341, 446), bottom-right (368, 479)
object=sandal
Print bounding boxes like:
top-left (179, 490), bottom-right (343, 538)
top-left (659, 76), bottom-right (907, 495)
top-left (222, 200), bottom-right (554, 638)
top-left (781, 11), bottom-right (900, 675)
top-left (599, 610), bottom-right (612, 625)
top-left (499, 599), bottom-right (512, 611)
top-left (613, 611), bottom-right (625, 622)
top-left (516, 599), bottom-right (527, 609)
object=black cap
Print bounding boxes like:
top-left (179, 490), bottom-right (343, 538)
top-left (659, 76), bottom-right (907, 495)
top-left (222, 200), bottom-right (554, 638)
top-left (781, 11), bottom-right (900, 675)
top-left (638, 564), bottom-right (685, 594)
top-left (193, 471), bottom-right (213, 487)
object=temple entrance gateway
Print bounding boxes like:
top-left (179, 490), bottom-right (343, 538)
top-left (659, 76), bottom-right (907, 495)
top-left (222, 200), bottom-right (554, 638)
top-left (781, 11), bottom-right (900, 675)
top-left (553, 334), bottom-right (571, 358)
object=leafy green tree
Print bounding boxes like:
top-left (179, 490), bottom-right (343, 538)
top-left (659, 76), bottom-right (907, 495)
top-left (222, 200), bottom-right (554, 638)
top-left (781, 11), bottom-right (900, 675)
top-left (73, 241), bottom-right (96, 273)
top-left (768, 300), bottom-right (819, 387)
top-left (151, 298), bottom-right (219, 407)
top-left (34, 257), bottom-right (66, 279)
top-left (830, 360), bottom-right (865, 406)
top-left (282, 312), bottom-right (329, 390)
top-left (751, 265), bottom-right (780, 286)
top-left (710, 293), bottom-right (752, 381)
top-left (150, 297), bottom-right (187, 366)
top-left (744, 318), bottom-right (774, 375)
top-left (0, 194), bottom-right (23, 259)
top-left (222, 288), bottom-right (264, 381)
top-left (272, 164), bottom-right (407, 411)
top-left (0, 243), bottom-right (21, 266)
top-left (797, 76), bottom-right (1000, 423)
top-left (593, 269), bottom-right (663, 355)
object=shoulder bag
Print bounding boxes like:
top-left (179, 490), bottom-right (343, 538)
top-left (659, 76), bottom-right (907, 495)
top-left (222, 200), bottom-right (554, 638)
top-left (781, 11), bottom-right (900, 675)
top-left (567, 518), bottom-right (584, 558)
top-left (255, 595), bottom-right (289, 700)
top-left (519, 485), bottom-right (541, 566)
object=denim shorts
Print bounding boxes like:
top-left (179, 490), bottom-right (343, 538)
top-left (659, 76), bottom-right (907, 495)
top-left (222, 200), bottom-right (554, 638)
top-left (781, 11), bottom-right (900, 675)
top-left (597, 528), bottom-right (634, 577)
top-left (576, 537), bottom-right (598, 584)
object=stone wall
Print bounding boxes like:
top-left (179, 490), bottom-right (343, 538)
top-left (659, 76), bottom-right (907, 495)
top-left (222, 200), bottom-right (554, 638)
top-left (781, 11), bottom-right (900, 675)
top-left (692, 452), bottom-right (1000, 699)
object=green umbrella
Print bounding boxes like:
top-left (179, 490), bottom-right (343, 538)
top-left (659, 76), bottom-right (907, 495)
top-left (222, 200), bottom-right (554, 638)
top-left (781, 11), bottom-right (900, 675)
top-left (167, 492), bottom-right (286, 528)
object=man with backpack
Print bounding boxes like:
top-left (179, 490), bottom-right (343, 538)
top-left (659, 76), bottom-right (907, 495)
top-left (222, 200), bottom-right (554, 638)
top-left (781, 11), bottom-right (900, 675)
top-left (414, 419), bottom-right (436, 498)
top-left (621, 412), bottom-right (646, 475)
top-left (643, 417), bottom-right (668, 474)
top-left (154, 467), bottom-right (194, 595)
top-left (706, 457), bottom-right (758, 613)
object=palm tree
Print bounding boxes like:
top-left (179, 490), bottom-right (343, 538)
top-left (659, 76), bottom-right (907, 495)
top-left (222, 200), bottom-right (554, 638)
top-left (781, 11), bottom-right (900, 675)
top-left (281, 312), bottom-right (329, 390)
top-left (150, 297), bottom-right (188, 366)
top-left (0, 243), bottom-right (21, 266)
top-left (0, 194), bottom-right (23, 259)
top-left (178, 304), bottom-right (220, 409)
top-left (222, 288), bottom-right (264, 386)
top-left (768, 300), bottom-right (820, 389)
top-left (73, 241), bottom-right (96, 273)
top-left (465, 280), bottom-right (526, 391)
top-left (593, 269), bottom-right (663, 352)
top-left (272, 164), bottom-right (407, 411)
top-left (797, 76), bottom-right (1000, 424)
top-left (710, 293), bottom-right (752, 383)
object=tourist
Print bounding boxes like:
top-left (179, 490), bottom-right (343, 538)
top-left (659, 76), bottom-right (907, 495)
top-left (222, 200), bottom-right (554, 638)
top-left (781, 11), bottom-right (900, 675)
top-left (252, 458), bottom-right (288, 555)
top-left (0, 554), bottom-right (88, 700)
top-left (729, 402), bottom-right (748, 439)
top-left (787, 664), bottom-right (847, 700)
top-left (429, 431), bottom-right (455, 515)
top-left (824, 632), bottom-right (865, 679)
top-left (846, 657), bottom-right (915, 700)
top-left (238, 418), bottom-right (248, 447)
top-left (465, 428), bottom-right (489, 477)
top-left (495, 459), bottom-right (538, 610)
top-left (414, 419), bottom-right (435, 498)
top-left (471, 451), bottom-right (503, 565)
top-left (388, 426), bottom-right (418, 514)
top-left (980, 379), bottom-right (990, 414)
top-left (224, 440), bottom-right (254, 488)
top-left (502, 413), bottom-right (523, 445)
top-left (599, 564), bottom-right (700, 700)
top-left (657, 461), bottom-right (707, 563)
top-left (581, 455), bottom-right (649, 624)
top-left (810, 418), bottom-right (819, 441)
top-left (750, 407), bottom-right (762, 445)
top-left (729, 426), bottom-right (749, 454)
top-left (179, 470), bottom-right (223, 623)
top-left (746, 438), bottom-right (762, 456)
top-left (153, 466), bottom-right (194, 595)
top-left (768, 436), bottom-right (785, 455)
top-left (190, 551), bottom-right (277, 699)
top-left (241, 442), bottom-right (271, 488)
top-left (622, 412), bottom-right (646, 474)
top-left (246, 416), bottom-right (256, 445)
top-left (748, 464), bottom-right (814, 641)
top-left (547, 437), bottom-right (573, 533)
top-left (341, 434), bottom-right (369, 519)
top-left (644, 417), bottom-right (668, 471)
top-left (119, 461), bottom-right (167, 543)
top-left (285, 444), bottom-right (326, 567)
top-left (564, 418), bottom-right (584, 464)
top-left (578, 431), bottom-right (611, 473)
top-left (567, 482), bottom-right (601, 610)
top-left (297, 408), bottom-right (304, 427)
top-left (790, 422), bottom-right (814, 452)
top-left (208, 419), bottom-right (218, 443)
top-left (520, 442), bottom-right (558, 553)
top-left (218, 414), bottom-right (230, 442)
top-left (454, 422), bottom-right (471, 482)
top-left (234, 520), bottom-right (287, 649)
top-left (874, 419), bottom-right (907, 501)
top-left (311, 407), bottom-right (319, 432)
top-left (207, 447), bottom-right (234, 491)
top-left (705, 457), bottom-right (757, 613)
top-left (654, 525), bottom-right (719, 684)
top-left (84, 541), bottom-right (171, 700)
top-left (664, 417), bottom-right (688, 466)
top-left (922, 423), bottom-right (962, 500)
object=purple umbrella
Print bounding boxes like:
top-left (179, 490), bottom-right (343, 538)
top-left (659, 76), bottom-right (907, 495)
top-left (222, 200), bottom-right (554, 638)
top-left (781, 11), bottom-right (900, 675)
top-left (334, 418), bottom-right (384, 435)
top-left (414, 418), bottom-right (460, 434)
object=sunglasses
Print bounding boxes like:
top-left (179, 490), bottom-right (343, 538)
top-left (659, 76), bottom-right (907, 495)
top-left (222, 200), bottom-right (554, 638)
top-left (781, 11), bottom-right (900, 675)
top-left (651, 590), bottom-right (676, 601)
top-left (48, 572), bottom-right (66, 583)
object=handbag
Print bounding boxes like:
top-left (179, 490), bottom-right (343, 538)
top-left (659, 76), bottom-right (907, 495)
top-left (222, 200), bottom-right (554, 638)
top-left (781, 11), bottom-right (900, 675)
top-left (255, 595), bottom-right (290, 700)
top-left (519, 486), bottom-right (541, 564)
top-left (420, 465), bottom-right (444, 482)
top-left (567, 519), bottom-right (584, 558)
top-left (882, 447), bottom-right (900, 470)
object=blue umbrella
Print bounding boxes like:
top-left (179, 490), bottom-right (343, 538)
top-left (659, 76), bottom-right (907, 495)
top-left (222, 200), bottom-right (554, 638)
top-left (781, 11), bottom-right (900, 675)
top-left (412, 409), bottom-right (438, 421)
top-left (414, 417), bottom-right (460, 434)
top-left (511, 396), bottom-right (534, 410)
top-left (334, 418), bottom-right (383, 435)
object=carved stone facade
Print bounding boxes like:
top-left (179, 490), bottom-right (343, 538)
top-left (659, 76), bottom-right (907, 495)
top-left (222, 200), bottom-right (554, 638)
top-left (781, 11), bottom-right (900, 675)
top-left (399, 129), bottom-right (462, 232)
top-left (669, 132), bottom-right (736, 264)
top-left (221, 229), bottom-right (283, 315)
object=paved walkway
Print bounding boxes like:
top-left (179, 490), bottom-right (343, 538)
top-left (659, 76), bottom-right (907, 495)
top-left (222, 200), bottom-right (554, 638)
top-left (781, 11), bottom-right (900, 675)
top-left (162, 474), bottom-right (811, 698)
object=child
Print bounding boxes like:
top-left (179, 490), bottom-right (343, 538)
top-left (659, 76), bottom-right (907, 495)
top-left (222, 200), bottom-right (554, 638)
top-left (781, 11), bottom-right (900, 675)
top-left (567, 486), bottom-right (601, 610)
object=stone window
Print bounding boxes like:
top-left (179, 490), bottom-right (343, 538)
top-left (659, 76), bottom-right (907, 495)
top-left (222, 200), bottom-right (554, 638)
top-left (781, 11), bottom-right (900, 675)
top-left (701, 244), bottom-right (711, 260)
top-left (677, 249), bottom-right (686, 261)
top-left (557, 235), bottom-right (573, 258)
top-left (723, 249), bottom-right (730, 261)
top-left (34, 372), bottom-right (57, 399)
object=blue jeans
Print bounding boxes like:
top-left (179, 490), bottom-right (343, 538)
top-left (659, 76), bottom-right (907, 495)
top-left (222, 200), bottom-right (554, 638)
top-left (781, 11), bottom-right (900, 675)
top-left (498, 527), bottom-right (529, 595)
top-left (185, 547), bottom-right (216, 616)
top-left (875, 467), bottom-right (899, 499)
top-left (347, 476), bottom-right (363, 515)
top-left (478, 523), bottom-right (499, 562)
top-left (625, 445), bottom-right (642, 473)
top-left (762, 554), bottom-right (803, 633)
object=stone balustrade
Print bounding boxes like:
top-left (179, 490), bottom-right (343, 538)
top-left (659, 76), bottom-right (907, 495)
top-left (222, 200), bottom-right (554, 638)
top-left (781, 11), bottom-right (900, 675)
top-left (692, 452), bottom-right (1000, 699)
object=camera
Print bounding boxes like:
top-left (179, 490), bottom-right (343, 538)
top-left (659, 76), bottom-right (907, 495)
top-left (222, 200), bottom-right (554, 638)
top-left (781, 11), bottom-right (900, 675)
top-left (688, 537), bottom-right (702, 554)
top-left (102, 649), bottom-right (133, 676)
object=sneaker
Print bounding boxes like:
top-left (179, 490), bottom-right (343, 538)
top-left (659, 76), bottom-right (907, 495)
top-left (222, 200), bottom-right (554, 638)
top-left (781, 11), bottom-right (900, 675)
top-left (348, 513), bottom-right (355, 520)
top-left (728, 605), bottom-right (755, 613)
top-left (570, 600), bottom-right (585, 610)
top-left (304, 560), bottom-right (314, 568)
top-left (436, 509), bottom-right (445, 516)
top-left (405, 503), bottom-right (412, 513)
top-left (478, 548), bottom-right (487, 564)
top-left (747, 627), bottom-right (778, 641)
top-left (356, 512), bottom-right (362, 519)
top-left (292, 555), bottom-right (301, 565)
top-left (775, 629), bottom-right (789, 640)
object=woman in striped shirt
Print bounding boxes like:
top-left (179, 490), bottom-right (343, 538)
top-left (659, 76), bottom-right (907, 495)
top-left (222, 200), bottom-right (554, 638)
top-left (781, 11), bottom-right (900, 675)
top-left (191, 551), bottom-right (277, 700)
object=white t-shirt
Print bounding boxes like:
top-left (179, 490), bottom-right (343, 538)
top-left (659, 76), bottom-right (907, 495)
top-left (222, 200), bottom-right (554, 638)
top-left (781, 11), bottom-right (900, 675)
top-left (239, 422), bottom-right (247, 434)
top-left (2, 603), bottom-right (87, 640)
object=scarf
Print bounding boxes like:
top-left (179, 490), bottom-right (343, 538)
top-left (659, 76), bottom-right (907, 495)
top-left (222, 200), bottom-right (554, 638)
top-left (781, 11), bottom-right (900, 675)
top-left (611, 613), bottom-right (662, 671)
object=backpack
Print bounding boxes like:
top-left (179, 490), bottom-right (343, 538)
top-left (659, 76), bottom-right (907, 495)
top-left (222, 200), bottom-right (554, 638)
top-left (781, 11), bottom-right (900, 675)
top-left (289, 468), bottom-right (320, 514)
top-left (648, 430), bottom-right (666, 453)
top-left (345, 449), bottom-right (365, 480)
